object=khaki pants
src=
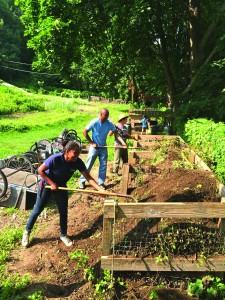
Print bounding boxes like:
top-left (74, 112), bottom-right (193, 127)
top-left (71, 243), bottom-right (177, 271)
top-left (113, 148), bottom-right (128, 173)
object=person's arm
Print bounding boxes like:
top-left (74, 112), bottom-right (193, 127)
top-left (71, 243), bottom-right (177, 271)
top-left (83, 128), bottom-right (98, 148)
top-left (114, 130), bottom-right (127, 148)
top-left (114, 125), bottom-right (137, 140)
top-left (108, 130), bottom-right (114, 136)
top-left (80, 170), bottom-right (105, 190)
top-left (38, 163), bottom-right (58, 190)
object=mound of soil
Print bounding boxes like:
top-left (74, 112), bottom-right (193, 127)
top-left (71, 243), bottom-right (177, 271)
top-left (2, 139), bottom-right (222, 299)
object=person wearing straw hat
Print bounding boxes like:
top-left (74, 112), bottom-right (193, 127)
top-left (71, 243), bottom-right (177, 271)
top-left (111, 113), bottom-right (129, 176)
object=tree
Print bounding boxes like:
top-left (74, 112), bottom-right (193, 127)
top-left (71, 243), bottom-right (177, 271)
top-left (15, 0), bottom-right (225, 114)
top-left (0, 0), bottom-right (33, 81)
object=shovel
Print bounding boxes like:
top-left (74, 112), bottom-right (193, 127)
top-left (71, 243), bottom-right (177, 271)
top-left (45, 185), bottom-right (136, 201)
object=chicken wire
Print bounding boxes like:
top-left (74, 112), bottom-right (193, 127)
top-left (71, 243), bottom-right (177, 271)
top-left (112, 218), bottom-right (225, 258)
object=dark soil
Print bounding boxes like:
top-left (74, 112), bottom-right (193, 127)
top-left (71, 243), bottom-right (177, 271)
top-left (1, 138), bottom-right (222, 300)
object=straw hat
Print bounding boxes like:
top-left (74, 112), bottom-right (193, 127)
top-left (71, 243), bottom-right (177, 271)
top-left (118, 113), bottom-right (129, 122)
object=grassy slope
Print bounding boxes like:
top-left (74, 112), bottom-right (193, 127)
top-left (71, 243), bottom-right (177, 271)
top-left (0, 84), bottom-right (131, 159)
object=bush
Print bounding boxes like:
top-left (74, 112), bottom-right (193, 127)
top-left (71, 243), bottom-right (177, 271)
top-left (184, 118), bottom-right (225, 182)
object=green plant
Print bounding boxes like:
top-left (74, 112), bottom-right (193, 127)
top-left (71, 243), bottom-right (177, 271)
top-left (155, 254), bottom-right (169, 263)
top-left (84, 267), bottom-right (96, 282)
top-left (149, 289), bottom-right (159, 299)
top-left (0, 227), bottom-right (23, 271)
top-left (196, 252), bottom-right (207, 267)
top-left (0, 274), bottom-right (30, 300)
top-left (92, 270), bottom-right (127, 297)
top-left (70, 248), bottom-right (89, 268)
top-left (188, 276), bottom-right (225, 299)
top-left (28, 290), bottom-right (44, 300)
top-left (188, 278), bottom-right (204, 298)
top-left (94, 270), bottom-right (114, 296)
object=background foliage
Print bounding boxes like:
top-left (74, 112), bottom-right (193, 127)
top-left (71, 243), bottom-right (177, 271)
top-left (0, 0), bottom-right (224, 125)
top-left (184, 118), bottom-right (225, 182)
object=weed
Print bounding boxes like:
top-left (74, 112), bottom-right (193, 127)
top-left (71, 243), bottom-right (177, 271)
top-left (0, 227), bottom-right (23, 270)
top-left (84, 267), bottom-right (96, 282)
top-left (28, 290), bottom-right (44, 300)
top-left (188, 275), bottom-right (225, 299)
top-left (2, 207), bottom-right (17, 215)
top-left (149, 289), bottom-right (159, 299)
top-left (70, 248), bottom-right (89, 268)
top-left (0, 274), bottom-right (30, 300)
top-left (196, 252), bottom-right (207, 267)
top-left (94, 270), bottom-right (127, 297)
top-left (155, 254), bottom-right (169, 263)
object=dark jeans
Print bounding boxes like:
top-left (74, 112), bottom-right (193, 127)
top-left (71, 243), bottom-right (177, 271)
top-left (26, 185), bottom-right (68, 236)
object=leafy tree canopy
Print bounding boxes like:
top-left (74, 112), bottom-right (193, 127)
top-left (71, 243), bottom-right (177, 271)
top-left (10, 0), bottom-right (225, 121)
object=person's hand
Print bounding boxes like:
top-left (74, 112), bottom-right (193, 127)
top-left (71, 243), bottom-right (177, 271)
top-left (50, 183), bottom-right (58, 191)
top-left (99, 187), bottom-right (107, 192)
top-left (131, 136), bottom-right (138, 141)
top-left (122, 144), bottom-right (127, 149)
top-left (91, 142), bottom-right (98, 148)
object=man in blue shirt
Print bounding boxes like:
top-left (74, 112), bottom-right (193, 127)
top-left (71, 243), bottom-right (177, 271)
top-left (79, 108), bottom-right (127, 190)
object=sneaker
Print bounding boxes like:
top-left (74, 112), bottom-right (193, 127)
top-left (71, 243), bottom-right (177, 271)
top-left (22, 230), bottom-right (30, 247)
top-left (99, 184), bottom-right (107, 190)
top-left (78, 181), bottom-right (85, 189)
top-left (60, 235), bottom-right (73, 247)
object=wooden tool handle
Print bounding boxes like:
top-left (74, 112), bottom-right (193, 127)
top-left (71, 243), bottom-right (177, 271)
top-left (45, 185), bottom-right (135, 200)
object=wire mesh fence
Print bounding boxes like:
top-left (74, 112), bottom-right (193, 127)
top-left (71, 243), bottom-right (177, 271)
top-left (112, 218), bottom-right (225, 259)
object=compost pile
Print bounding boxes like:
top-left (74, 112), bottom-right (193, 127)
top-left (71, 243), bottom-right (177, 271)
top-left (1, 138), bottom-right (222, 300)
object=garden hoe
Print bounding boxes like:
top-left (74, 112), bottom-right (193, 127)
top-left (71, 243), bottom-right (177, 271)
top-left (96, 145), bottom-right (146, 149)
top-left (45, 185), bottom-right (136, 201)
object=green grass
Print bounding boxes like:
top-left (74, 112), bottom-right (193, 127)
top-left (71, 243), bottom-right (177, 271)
top-left (0, 84), bottom-right (131, 160)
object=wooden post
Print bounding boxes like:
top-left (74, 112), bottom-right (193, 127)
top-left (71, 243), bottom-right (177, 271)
top-left (102, 198), bottom-right (115, 256)
top-left (128, 151), bottom-right (136, 164)
top-left (121, 163), bottom-right (130, 194)
top-left (218, 198), bottom-right (225, 238)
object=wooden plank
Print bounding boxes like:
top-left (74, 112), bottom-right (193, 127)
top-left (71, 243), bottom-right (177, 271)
top-left (138, 135), bottom-right (178, 141)
top-left (102, 198), bottom-right (115, 256)
top-left (218, 198), bottom-right (225, 237)
top-left (189, 150), bottom-right (195, 164)
top-left (104, 202), bottom-right (225, 219)
top-left (133, 141), bottom-right (138, 148)
top-left (219, 184), bottom-right (225, 197)
top-left (101, 257), bottom-right (225, 272)
top-left (128, 151), bottom-right (136, 164)
top-left (121, 164), bottom-right (130, 194)
top-left (129, 151), bottom-right (154, 158)
top-left (194, 154), bottom-right (212, 171)
top-left (133, 141), bottom-right (157, 148)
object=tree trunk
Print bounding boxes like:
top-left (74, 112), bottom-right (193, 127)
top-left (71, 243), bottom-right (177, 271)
top-left (156, 2), bottom-right (177, 112)
top-left (183, 47), bottom-right (217, 94)
top-left (189, 0), bottom-right (201, 71)
top-left (199, 0), bottom-right (225, 53)
top-left (183, 0), bottom-right (225, 94)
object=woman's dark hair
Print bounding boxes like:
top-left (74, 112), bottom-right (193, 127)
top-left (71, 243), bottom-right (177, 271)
top-left (62, 140), bottom-right (81, 152)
